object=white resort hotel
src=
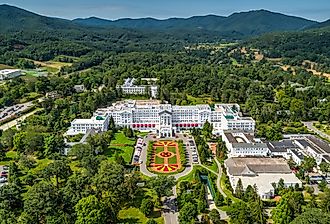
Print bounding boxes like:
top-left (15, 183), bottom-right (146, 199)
top-left (66, 99), bottom-right (255, 137)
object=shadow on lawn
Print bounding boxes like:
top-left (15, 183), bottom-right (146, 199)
top-left (104, 147), bottom-right (124, 156)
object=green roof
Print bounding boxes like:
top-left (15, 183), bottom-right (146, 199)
top-left (225, 115), bottom-right (235, 120)
top-left (96, 116), bottom-right (105, 120)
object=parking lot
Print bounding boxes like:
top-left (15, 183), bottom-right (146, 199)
top-left (186, 138), bottom-right (200, 164)
top-left (0, 102), bottom-right (33, 122)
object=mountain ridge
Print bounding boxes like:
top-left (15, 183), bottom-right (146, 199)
top-left (0, 4), bottom-right (325, 38)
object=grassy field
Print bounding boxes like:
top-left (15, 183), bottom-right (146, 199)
top-left (105, 132), bottom-right (135, 164)
top-left (118, 207), bottom-right (164, 224)
top-left (155, 146), bottom-right (165, 154)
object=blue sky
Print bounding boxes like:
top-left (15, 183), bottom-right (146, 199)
top-left (2, 0), bottom-right (330, 21)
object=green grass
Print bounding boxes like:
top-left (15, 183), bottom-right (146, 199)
top-left (118, 207), bottom-right (164, 224)
top-left (155, 156), bottom-right (164, 164)
top-left (155, 146), bottom-right (165, 154)
top-left (167, 147), bottom-right (177, 153)
top-left (220, 172), bottom-right (240, 203)
top-left (206, 159), bottom-right (218, 173)
top-left (31, 158), bottom-right (52, 175)
top-left (168, 156), bottom-right (177, 165)
top-left (105, 132), bottom-right (136, 164)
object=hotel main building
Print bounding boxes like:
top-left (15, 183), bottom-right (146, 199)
top-left (66, 100), bottom-right (255, 137)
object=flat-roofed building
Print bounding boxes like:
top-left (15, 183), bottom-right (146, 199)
top-left (222, 131), bottom-right (268, 157)
top-left (66, 113), bottom-right (109, 136)
top-left (225, 157), bottom-right (302, 199)
top-left (0, 69), bottom-right (21, 80)
top-left (294, 135), bottom-right (330, 165)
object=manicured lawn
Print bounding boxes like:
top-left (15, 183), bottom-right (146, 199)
top-left (167, 147), bottom-right (177, 153)
top-left (168, 156), bottom-right (177, 165)
top-left (118, 207), bottom-right (164, 224)
top-left (220, 172), bottom-right (240, 203)
top-left (105, 132), bottom-right (136, 164)
top-left (155, 156), bottom-right (164, 164)
top-left (111, 132), bottom-right (135, 145)
top-left (155, 146), bottom-right (165, 154)
top-left (206, 159), bottom-right (218, 173)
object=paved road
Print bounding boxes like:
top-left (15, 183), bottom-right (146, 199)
top-left (303, 121), bottom-right (330, 140)
top-left (0, 108), bottom-right (42, 131)
top-left (163, 186), bottom-right (179, 224)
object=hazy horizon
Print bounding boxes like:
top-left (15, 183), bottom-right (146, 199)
top-left (1, 0), bottom-right (330, 22)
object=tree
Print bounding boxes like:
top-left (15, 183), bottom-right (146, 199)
top-left (320, 188), bottom-right (330, 213)
top-left (108, 116), bottom-right (116, 132)
top-left (179, 202), bottom-right (197, 224)
top-left (75, 195), bottom-right (107, 224)
top-left (228, 201), bottom-right (253, 224)
top-left (43, 158), bottom-right (72, 188)
top-left (235, 178), bottom-right (244, 199)
top-left (319, 162), bottom-right (330, 175)
top-left (272, 191), bottom-right (304, 224)
top-left (302, 157), bottom-right (316, 173)
top-left (125, 127), bottom-right (134, 138)
top-left (43, 134), bottom-right (65, 157)
top-left (209, 209), bottom-right (221, 224)
top-left (146, 219), bottom-right (157, 224)
top-left (23, 181), bottom-right (59, 223)
top-left (148, 176), bottom-right (176, 199)
top-left (318, 180), bottom-right (328, 192)
top-left (140, 198), bottom-right (154, 217)
top-left (291, 208), bottom-right (330, 224)
top-left (1, 129), bottom-right (15, 149)
top-left (202, 120), bottom-right (213, 139)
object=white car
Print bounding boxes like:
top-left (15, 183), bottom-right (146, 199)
top-left (0, 177), bottom-right (7, 183)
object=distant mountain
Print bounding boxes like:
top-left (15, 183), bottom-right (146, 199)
top-left (307, 19), bottom-right (330, 29)
top-left (0, 4), bottom-right (80, 32)
top-left (0, 4), bottom-right (323, 39)
top-left (74, 10), bottom-right (318, 36)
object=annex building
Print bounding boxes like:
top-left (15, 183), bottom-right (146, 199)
top-left (66, 100), bottom-right (255, 137)
top-left (225, 157), bottom-right (302, 199)
top-left (116, 78), bottom-right (158, 98)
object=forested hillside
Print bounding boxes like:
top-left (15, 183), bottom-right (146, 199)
top-left (249, 27), bottom-right (330, 72)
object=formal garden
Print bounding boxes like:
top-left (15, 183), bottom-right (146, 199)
top-left (147, 140), bottom-right (186, 174)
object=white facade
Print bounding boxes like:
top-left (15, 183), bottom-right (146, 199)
top-left (67, 100), bottom-right (256, 137)
top-left (222, 132), bottom-right (269, 157)
top-left (0, 69), bottom-right (21, 80)
top-left (117, 78), bottom-right (158, 98)
top-left (66, 114), bottom-right (109, 135)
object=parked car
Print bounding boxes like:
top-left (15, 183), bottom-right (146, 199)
top-left (0, 176), bottom-right (7, 183)
top-left (0, 171), bottom-right (8, 177)
top-left (3, 166), bottom-right (9, 171)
